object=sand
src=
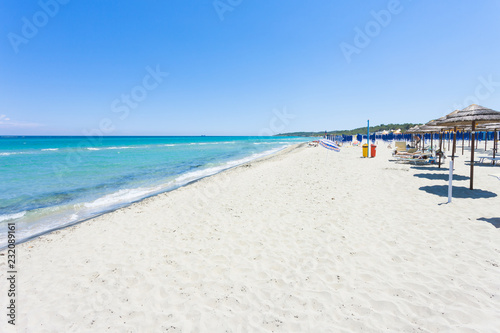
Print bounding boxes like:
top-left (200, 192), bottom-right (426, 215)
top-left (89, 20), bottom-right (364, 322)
top-left (1, 142), bottom-right (499, 332)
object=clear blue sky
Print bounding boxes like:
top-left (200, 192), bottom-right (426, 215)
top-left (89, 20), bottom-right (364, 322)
top-left (1, 0), bottom-right (500, 135)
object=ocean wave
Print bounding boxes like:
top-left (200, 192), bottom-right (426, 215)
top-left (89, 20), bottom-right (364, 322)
top-left (106, 146), bottom-right (141, 150)
top-left (173, 146), bottom-right (286, 184)
top-left (83, 186), bottom-right (162, 209)
top-left (226, 146), bottom-right (286, 166)
top-left (86, 146), bottom-right (144, 151)
top-left (80, 145), bottom-right (289, 212)
top-left (41, 148), bottom-right (59, 151)
top-left (0, 152), bottom-right (24, 156)
top-left (0, 140), bottom-right (295, 247)
top-left (189, 141), bottom-right (237, 146)
top-left (0, 211), bottom-right (27, 222)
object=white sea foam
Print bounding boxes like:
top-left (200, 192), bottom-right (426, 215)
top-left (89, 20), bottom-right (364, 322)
top-left (84, 186), bottom-right (162, 209)
top-left (106, 146), bottom-right (141, 150)
top-left (0, 152), bottom-right (23, 156)
top-left (193, 141), bottom-right (237, 146)
top-left (174, 166), bottom-right (226, 184)
top-left (82, 146), bottom-right (288, 212)
top-left (87, 146), bottom-right (141, 151)
top-left (0, 211), bottom-right (27, 222)
top-left (173, 146), bottom-right (287, 185)
top-left (41, 148), bottom-right (59, 151)
top-left (0, 142), bottom-right (292, 246)
top-left (225, 146), bottom-right (286, 167)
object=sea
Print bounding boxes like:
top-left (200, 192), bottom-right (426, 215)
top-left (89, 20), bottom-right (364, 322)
top-left (0, 136), bottom-right (310, 247)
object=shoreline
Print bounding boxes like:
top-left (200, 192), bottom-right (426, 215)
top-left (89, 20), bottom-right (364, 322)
top-left (1, 143), bottom-right (305, 250)
top-left (1, 143), bottom-right (499, 332)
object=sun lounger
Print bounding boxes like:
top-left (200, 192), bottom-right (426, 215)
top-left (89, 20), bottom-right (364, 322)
top-left (396, 158), bottom-right (434, 165)
top-left (478, 156), bottom-right (500, 164)
top-left (395, 141), bottom-right (407, 153)
top-left (394, 155), bottom-right (436, 165)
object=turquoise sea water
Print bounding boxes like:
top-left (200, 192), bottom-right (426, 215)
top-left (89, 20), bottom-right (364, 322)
top-left (0, 136), bottom-right (310, 246)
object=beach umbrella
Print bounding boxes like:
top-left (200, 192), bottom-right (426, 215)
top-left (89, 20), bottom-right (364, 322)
top-left (319, 138), bottom-right (341, 152)
top-left (405, 125), bottom-right (421, 149)
top-left (418, 125), bottom-right (445, 153)
top-left (429, 110), bottom-right (478, 163)
top-left (425, 124), bottom-right (447, 168)
top-left (435, 104), bottom-right (500, 189)
top-left (426, 110), bottom-right (461, 166)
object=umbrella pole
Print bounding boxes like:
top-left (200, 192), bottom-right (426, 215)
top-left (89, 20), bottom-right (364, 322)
top-left (452, 126), bottom-right (457, 162)
top-left (462, 131), bottom-right (465, 155)
top-left (470, 121), bottom-right (475, 190)
top-left (494, 129), bottom-right (498, 165)
top-left (485, 131), bottom-right (487, 151)
top-left (431, 132), bottom-right (433, 152)
top-left (438, 130), bottom-right (443, 168)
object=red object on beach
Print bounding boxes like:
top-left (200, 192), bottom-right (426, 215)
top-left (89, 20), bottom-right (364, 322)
top-left (370, 144), bottom-right (377, 157)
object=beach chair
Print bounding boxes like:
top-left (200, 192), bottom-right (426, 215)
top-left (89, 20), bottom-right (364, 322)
top-left (395, 154), bottom-right (435, 165)
top-left (477, 155), bottom-right (492, 163)
top-left (395, 141), bottom-right (407, 153)
top-left (477, 156), bottom-right (500, 164)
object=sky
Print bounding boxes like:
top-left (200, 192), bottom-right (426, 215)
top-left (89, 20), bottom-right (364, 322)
top-left (1, 0), bottom-right (500, 136)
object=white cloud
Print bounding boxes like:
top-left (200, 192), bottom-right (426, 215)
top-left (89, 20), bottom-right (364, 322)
top-left (0, 114), bottom-right (42, 128)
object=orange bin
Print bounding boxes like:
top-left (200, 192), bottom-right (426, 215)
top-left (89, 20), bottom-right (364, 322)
top-left (370, 144), bottom-right (377, 157)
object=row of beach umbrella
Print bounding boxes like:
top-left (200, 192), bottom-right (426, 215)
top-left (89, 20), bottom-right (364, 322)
top-left (406, 104), bottom-right (500, 190)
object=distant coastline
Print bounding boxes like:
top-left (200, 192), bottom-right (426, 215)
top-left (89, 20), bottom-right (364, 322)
top-left (275, 123), bottom-right (421, 137)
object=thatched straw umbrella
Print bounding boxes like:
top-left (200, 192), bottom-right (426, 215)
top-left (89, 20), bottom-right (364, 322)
top-left (427, 110), bottom-right (461, 167)
top-left (425, 122), bottom-right (446, 168)
top-left (405, 125), bottom-right (421, 149)
top-left (435, 104), bottom-right (500, 189)
top-left (418, 124), bottom-right (445, 152)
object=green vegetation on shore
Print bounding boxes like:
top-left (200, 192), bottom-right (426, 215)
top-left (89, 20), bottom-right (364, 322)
top-left (275, 123), bottom-right (421, 137)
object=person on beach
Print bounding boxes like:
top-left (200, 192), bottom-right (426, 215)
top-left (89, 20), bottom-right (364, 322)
top-left (415, 135), bottom-right (421, 147)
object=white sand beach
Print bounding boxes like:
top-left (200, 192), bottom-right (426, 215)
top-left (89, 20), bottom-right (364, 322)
top-left (1, 143), bottom-right (499, 332)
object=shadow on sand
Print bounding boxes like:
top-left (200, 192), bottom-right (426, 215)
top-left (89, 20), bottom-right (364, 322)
top-left (410, 166), bottom-right (449, 171)
top-left (413, 173), bottom-right (469, 181)
top-left (477, 217), bottom-right (500, 228)
top-left (419, 185), bottom-right (497, 199)
top-left (464, 162), bottom-right (498, 167)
